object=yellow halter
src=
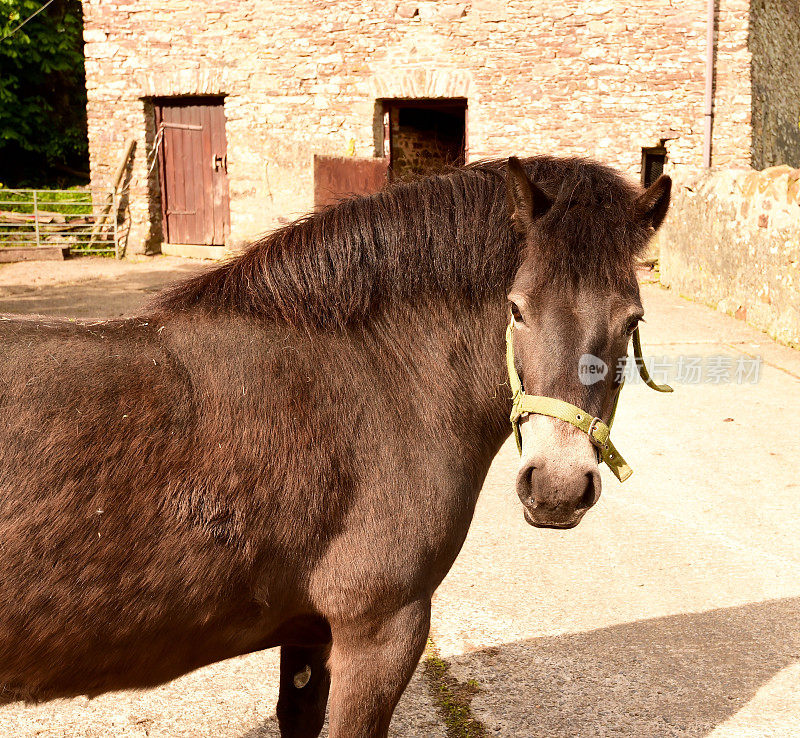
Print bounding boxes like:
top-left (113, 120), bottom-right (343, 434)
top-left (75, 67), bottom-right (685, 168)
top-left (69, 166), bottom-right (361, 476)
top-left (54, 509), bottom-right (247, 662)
top-left (506, 321), bottom-right (672, 482)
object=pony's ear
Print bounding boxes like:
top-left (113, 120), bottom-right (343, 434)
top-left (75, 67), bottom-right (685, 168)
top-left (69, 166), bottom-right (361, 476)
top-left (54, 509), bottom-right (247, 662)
top-left (635, 174), bottom-right (672, 230)
top-left (506, 156), bottom-right (552, 233)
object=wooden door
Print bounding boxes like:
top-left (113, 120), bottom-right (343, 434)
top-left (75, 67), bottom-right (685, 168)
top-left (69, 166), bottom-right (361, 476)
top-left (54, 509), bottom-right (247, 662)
top-left (313, 155), bottom-right (389, 209)
top-left (155, 98), bottom-right (230, 246)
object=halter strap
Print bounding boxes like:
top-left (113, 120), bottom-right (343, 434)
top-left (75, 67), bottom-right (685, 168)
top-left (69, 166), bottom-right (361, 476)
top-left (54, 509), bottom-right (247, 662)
top-left (631, 327), bottom-right (673, 392)
top-left (505, 321), bottom-right (672, 483)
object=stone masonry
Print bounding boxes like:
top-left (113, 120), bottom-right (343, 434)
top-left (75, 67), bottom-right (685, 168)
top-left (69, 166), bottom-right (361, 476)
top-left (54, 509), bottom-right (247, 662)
top-left (81, 0), bottom-right (754, 253)
top-left (660, 165), bottom-right (800, 347)
top-left (750, 0), bottom-right (800, 170)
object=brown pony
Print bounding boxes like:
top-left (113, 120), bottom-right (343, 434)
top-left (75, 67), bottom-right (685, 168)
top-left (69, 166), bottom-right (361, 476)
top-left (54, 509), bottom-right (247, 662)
top-left (0, 156), bottom-right (670, 737)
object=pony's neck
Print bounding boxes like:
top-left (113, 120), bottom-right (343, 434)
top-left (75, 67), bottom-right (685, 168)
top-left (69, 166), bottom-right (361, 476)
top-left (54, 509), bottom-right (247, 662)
top-left (364, 294), bottom-right (512, 467)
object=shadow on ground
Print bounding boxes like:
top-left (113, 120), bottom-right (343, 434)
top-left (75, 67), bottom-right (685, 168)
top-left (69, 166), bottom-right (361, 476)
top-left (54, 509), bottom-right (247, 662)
top-left (446, 596), bottom-right (800, 736)
top-left (245, 597), bottom-right (800, 737)
top-left (0, 267), bottom-right (202, 319)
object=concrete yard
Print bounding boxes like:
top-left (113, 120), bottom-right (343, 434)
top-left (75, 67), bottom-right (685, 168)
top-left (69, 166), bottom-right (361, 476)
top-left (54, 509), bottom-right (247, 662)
top-left (0, 258), bottom-right (798, 736)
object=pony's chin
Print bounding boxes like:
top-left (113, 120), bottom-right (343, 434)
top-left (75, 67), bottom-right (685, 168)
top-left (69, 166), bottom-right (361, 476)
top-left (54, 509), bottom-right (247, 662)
top-left (523, 508), bottom-right (581, 530)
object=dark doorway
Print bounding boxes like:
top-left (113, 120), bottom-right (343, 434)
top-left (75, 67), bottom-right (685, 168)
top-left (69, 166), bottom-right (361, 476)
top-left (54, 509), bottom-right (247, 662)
top-left (383, 99), bottom-right (467, 178)
top-left (641, 144), bottom-right (667, 188)
top-left (154, 97), bottom-right (230, 246)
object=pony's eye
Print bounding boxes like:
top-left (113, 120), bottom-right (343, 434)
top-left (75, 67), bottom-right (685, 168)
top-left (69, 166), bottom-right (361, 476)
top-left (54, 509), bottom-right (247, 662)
top-left (624, 316), bottom-right (641, 336)
top-left (510, 302), bottom-right (524, 323)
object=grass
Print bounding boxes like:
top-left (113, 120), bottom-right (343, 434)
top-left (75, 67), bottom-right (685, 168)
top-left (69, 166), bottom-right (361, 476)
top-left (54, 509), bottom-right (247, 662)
top-left (0, 186), bottom-right (95, 216)
top-left (423, 639), bottom-right (487, 738)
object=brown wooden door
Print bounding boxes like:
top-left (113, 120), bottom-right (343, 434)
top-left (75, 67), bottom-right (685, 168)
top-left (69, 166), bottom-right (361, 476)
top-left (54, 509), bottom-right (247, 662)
top-left (156, 98), bottom-right (230, 246)
top-left (313, 155), bottom-right (389, 209)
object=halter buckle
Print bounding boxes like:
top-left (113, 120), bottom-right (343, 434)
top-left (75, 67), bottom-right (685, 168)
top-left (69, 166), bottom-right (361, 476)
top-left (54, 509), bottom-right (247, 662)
top-left (587, 417), bottom-right (603, 445)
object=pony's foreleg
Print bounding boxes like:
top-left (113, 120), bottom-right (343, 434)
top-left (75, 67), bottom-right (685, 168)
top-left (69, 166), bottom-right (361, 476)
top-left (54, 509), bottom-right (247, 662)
top-left (326, 599), bottom-right (431, 738)
top-left (276, 644), bottom-right (331, 738)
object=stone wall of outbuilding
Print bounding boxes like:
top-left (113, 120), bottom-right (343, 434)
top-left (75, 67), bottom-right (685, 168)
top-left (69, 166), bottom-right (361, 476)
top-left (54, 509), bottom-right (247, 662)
top-left (81, 0), bottom-right (753, 253)
top-left (660, 166), bottom-right (800, 347)
top-left (749, 0), bottom-right (800, 170)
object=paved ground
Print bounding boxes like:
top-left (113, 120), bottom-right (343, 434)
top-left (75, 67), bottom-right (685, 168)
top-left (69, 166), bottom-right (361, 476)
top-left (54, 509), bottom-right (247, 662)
top-left (0, 258), bottom-right (799, 737)
top-left (0, 257), bottom-right (204, 318)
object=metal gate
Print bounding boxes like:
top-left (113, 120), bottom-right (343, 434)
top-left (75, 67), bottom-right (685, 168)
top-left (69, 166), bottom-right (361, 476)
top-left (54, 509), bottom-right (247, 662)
top-left (155, 98), bottom-right (230, 246)
top-left (0, 189), bottom-right (123, 260)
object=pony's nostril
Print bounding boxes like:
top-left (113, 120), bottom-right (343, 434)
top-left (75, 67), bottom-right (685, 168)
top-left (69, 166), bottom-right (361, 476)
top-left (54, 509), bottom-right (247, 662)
top-left (516, 464), bottom-right (535, 503)
top-left (577, 472), bottom-right (598, 511)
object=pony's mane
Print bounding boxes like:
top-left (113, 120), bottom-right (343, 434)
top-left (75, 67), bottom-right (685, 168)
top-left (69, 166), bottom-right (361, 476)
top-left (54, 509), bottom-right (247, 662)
top-left (156, 156), bottom-right (648, 329)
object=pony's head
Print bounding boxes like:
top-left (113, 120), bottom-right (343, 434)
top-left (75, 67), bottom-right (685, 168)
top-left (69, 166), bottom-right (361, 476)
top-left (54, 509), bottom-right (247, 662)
top-left (505, 156), bottom-right (671, 529)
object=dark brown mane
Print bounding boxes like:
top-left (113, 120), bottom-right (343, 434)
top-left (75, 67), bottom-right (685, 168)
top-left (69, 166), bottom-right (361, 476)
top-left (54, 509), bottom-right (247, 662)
top-left (155, 156), bottom-right (648, 329)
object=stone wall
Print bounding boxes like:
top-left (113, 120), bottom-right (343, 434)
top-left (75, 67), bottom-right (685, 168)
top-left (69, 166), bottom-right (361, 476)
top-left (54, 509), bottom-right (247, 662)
top-left (749, 0), bottom-right (800, 169)
top-left (660, 166), bottom-right (800, 347)
top-left (81, 0), bottom-right (753, 253)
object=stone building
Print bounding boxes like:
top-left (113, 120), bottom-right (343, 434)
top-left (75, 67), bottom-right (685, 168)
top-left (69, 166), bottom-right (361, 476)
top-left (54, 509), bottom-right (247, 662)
top-left (80, 0), bottom-right (798, 256)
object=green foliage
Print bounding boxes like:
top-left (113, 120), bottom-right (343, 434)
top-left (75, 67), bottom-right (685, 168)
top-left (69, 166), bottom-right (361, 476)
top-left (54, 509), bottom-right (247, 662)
top-left (0, 0), bottom-right (88, 186)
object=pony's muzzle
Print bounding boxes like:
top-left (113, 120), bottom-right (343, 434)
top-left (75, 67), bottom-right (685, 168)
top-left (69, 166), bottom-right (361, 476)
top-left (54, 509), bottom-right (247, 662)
top-left (516, 416), bottom-right (601, 529)
top-left (517, 461), bottom-right (600, 529)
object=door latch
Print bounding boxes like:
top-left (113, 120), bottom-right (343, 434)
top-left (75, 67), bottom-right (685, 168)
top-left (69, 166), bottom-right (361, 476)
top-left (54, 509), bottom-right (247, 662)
top-left (213, 153), bottom-right (227, 172)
